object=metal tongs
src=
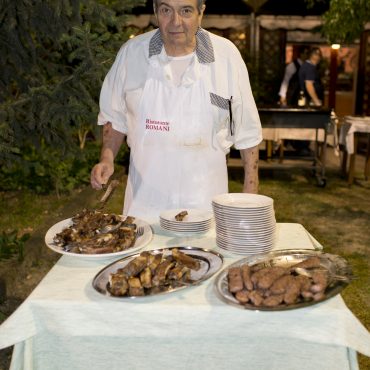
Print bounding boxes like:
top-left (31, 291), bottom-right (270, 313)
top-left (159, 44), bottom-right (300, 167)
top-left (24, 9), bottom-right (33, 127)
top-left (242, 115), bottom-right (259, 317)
top-left (94, 180), bottom-right (138, 235)
top-left (95, 180), bottom-right (120, 211)
top-left (294, 267), bottom-right (354, 283)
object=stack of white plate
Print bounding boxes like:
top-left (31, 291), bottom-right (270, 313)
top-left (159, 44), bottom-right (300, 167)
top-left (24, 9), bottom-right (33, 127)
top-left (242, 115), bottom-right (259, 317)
top-left (212, 193), bottom-right (276, 255)
top-left (159, 209), bottom-right (213, 235)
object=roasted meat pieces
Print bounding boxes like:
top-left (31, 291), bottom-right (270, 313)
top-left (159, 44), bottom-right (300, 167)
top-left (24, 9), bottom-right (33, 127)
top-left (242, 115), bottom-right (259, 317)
top-left (175, 210), bottom-right (188, 221)
top-left (228, 257), bottom-right (330, 308)
top-left (108, 248), bottom-right (200, 297)
top-left (53, 209), bottom-right (138, 254)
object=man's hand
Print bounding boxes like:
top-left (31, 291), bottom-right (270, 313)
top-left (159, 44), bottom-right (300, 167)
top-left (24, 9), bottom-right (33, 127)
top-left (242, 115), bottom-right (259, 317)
top-left (90, 122), bottom-right (125, 190)
top-left (240, 145), bottom-right (259, 194)
top-left (90, 160), bottom-right (114, 190)
top-left (305, 80), bottom-right (322, 107)
top-left (279, 97), bottom-right (287, 107)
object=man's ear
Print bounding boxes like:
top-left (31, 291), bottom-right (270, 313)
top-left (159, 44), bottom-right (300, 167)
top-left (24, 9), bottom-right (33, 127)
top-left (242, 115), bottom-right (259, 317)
top-left (200, 4), bottom-right (206, 15)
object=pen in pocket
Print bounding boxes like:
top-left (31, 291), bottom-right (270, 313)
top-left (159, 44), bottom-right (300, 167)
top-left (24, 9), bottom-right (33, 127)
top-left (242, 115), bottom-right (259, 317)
top-left (228, 96), bottom-right (234, 136)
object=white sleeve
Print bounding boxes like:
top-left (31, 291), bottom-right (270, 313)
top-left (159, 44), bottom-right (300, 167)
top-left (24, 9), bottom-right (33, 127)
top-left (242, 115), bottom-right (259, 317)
top-left (232, 50), bottom-right (263, 150)
top-left (98, 45), bottom-right (129, 134)
top-left (278, 62), bottom-right (296, 98)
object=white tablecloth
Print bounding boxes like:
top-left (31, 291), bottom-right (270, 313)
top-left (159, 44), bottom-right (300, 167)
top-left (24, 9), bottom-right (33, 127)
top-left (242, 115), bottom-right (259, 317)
top-left (1, 223), bottom-right (369, 370)
top-left (339, 116), bottom-right (370, 154)
top-left (262, 128), bottom-right (338, 150)
top-left (263, 128), bottom-right (326, 142)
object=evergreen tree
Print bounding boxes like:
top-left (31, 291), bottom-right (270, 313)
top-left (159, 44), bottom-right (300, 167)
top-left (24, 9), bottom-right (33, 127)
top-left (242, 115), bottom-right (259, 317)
top-left (0, 0), bottom-right (145, 193)
top-left (306, 0), bottom-right (370, 43)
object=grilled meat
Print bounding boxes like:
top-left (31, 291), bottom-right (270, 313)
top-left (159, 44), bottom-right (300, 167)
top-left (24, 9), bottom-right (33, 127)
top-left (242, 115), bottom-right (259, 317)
top-left (148, 253), bottom-right (163, 273)
top-left (241, 264), bottom-right (253, 291)
top-left (168, 265), bottom-right (190, 281)
top-left (228, 257), bottom-right (333, 308)
top-left (140, 267), bottom-right (152, 289)
top-left (53, 209), bottom-right (138, 254)
top-left (118, 255), bottom-right (148, 278)
top-left (172, 248), bottom-right (201, 270)
top-left (152, 259), bottom-right (176, 287)
top-left (270, 275), bottom-right (295, 295)
top-left (235, 290), bottom-right (251, 304)
top-left (175, 210), bottom-right (188, 221)
top-left (228, 267), bottom-right (244, 293)
top-left (128, 277), bottom-right (145, 296)
top-left (109, 273), bottom-right (128, 296)
top-left (263, 294), bottom-right (284, 307)
top-left (256, 267), bottom-right (288, 290)
top-left (108, 249), bottom-right (201, 297)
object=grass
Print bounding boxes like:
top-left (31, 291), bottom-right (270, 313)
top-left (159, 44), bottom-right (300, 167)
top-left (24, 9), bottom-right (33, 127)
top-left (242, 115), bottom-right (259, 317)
top-left (0, 165), bottom-right (369, 368)
top-left (0, 190), bottom-right (70, 234)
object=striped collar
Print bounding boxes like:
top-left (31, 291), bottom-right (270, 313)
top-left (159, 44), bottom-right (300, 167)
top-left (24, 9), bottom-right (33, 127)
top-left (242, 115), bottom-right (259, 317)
top-left (148, 28), bottom-right (215, 64)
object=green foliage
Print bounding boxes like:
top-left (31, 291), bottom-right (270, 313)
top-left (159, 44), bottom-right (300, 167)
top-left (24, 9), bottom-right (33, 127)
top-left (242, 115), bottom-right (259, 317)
top-left (0, 141), bottom-right (103, 195)
top-left (241, 50), bottom-right (281, 105)
top-left (0, 0), bottom-right (145, 193)
top-left (306, 0), bottom-right (370, 43)
top-left (0, 230), bottom-right (30, 262)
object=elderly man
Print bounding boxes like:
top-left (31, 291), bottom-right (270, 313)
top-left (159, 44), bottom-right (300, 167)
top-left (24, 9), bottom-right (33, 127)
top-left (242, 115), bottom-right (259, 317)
top-left (91, 0), bottom-right (262, 220)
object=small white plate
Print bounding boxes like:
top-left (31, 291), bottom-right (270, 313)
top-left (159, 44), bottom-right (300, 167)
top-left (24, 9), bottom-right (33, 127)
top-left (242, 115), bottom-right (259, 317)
top-left (160, 209), bottom-right (213, 223)
top-left (212, 193), bottom-right (273, 209)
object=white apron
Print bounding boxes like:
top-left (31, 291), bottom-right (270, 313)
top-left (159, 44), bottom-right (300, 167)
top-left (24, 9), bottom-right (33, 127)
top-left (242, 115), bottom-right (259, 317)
top-left (123, 51), bottom-right (228, 221)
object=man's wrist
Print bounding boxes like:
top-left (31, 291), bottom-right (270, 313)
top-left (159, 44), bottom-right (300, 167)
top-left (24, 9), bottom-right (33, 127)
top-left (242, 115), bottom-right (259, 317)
top-left (99, 153), bottom-right (114, 164)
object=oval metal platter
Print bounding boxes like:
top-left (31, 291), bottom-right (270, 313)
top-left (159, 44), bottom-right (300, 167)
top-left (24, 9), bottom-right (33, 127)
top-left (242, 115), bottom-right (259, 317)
top-left (215, 249), bottom-right (353, 311)
top-left (92, 246), bottom-right (224, 299)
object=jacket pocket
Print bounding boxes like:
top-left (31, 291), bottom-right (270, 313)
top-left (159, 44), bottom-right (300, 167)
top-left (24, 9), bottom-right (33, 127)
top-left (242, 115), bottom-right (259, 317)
top-left (209, 92), bottom-right (233, 153)
top-left (210, 92), bottom-right (230, 110)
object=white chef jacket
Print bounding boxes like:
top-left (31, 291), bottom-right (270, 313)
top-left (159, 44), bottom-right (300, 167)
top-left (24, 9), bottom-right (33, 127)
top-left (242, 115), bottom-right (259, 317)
top-left (98, 28), bottom-right (262, 152)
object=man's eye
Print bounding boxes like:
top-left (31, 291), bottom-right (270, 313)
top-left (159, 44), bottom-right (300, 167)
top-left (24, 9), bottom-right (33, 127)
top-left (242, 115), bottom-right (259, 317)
top-left (159, 7), bottom-right (172, 16)
top-left (181, 8), bottom-right (194, 17)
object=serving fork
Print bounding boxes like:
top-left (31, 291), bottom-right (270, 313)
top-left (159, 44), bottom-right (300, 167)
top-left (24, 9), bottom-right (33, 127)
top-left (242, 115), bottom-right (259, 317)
top-left (136, 226), bottom-right (144, 238)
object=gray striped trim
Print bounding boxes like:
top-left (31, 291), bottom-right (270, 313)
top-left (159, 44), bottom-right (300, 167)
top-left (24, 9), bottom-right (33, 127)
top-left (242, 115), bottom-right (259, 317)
top-left (149, 29), bottom-right (163, 58)
top-left (210, 93), bottom-right (229, 110)
top-left (148, 27), bottom-right (215, 64)
top-left (195, 28), bottom-right (215, 64)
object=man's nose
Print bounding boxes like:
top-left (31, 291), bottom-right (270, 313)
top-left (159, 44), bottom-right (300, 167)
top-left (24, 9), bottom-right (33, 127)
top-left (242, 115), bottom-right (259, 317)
top-left (171, 11), bottom-right (181, 26)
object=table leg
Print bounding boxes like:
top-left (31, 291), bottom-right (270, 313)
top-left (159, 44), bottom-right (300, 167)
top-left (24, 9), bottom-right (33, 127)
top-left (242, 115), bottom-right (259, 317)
top-left (341, 150), bottom-right (348, 177)
top-left (321, 133), bottom-right (327, 179)
top-left (365, 134), bottom-right (370, 180)
top-left (267, 140), bottom-right (272, 161)
top-left (348, 134), bottom-right (358, 186)
top-left (279, 139), bottom-right (284, 163)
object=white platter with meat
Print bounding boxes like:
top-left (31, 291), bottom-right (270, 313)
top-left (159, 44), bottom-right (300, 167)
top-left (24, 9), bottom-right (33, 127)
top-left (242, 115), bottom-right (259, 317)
top-left (45, 210), bottom-right (153, 258)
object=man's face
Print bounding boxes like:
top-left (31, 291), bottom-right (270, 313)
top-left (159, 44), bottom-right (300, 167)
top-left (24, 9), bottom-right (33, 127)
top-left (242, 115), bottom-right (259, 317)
top-left (155, 0), bottom-right (204, 52)
top-left (311, 50), bottom-right (322, 65)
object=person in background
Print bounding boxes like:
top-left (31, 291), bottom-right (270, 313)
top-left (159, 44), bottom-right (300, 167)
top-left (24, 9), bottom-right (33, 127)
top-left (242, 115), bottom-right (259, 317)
top-left (282, 46), bottom-right (323, 156)
top-left (90, 0), bottom-right (262, 221)
top-left (279, 45), bottom-right (309, 107)
top-left (277, 45), bottom-right (310, 155)
top-left (299, 47), bottom-right (324, 106)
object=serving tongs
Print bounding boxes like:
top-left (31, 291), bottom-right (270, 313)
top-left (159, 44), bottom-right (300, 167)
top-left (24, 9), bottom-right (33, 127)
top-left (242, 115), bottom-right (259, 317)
top-left (93, 180), bottom-right (144, 238)
top-left (294, 267), bottom-right (355, 283)
top-left (92, 180), bottom-right (122, 234)
top-left (95, 179), bottom-right (120, 211)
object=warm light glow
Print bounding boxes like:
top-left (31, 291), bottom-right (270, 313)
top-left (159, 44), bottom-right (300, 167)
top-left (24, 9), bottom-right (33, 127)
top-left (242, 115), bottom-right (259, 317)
top-left (129, 34), bottom-right (135, 39)
top-left (238, 33), bottom-right (246, 40)
top-left (331, 44), bottom-right (340, 50)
